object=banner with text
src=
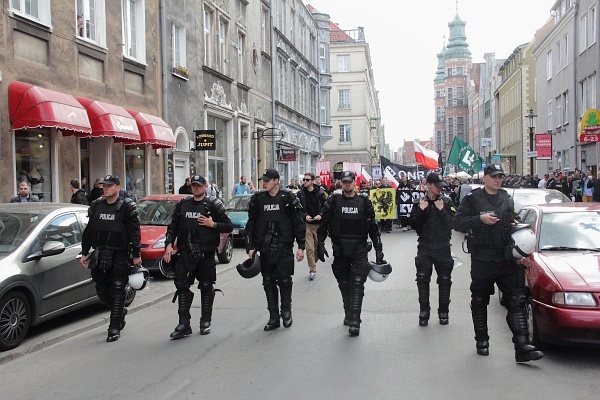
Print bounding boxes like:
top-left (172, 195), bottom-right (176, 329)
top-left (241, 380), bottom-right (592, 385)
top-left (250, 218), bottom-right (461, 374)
top-left (316, 160), bottom-right (332, 189)
top-left (535, 133), bottom-right (552, 160)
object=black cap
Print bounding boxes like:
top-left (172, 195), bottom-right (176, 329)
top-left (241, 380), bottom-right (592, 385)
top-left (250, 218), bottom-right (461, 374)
top-left (484, 164), bottom-right (505, 176)
top-left (259, 169), bottom-right (280, 181)
top-left (340, 171), bottom-right (356, 183)
top-left (101, 175), bottom-right (120, 185)
top-left (426, 173), bottom-right (448, 187)
top-left (190, 175), bottom-right (207, 185)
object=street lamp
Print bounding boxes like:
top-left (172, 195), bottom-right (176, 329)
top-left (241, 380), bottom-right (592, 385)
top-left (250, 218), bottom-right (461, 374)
top-left (527, 108), bottom-right (537, 176)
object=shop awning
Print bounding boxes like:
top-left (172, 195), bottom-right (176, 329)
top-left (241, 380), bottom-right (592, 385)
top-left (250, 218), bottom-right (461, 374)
top-left (127, 110), bottom-right (176, 148)
top-left (8, 81), bottom-right (92, 135)
top-left (77, 97), bottom-right (140, 142)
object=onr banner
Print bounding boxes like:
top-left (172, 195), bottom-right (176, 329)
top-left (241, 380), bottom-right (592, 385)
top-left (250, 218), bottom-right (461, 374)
top-left (369, 188), bottom-right (397, 220)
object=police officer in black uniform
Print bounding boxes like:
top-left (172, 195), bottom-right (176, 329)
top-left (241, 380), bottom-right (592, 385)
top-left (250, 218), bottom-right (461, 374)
top-left (80, 175), bottom-right (141, 342)
top-left (409, 173), bottom-right (456, 327)
top-left (246, 169), bottom-right (305, 331)
top-left (163, 175), bottom-right (233, 339)
top-left (317, 171), bottom-right (384, 336)
top-left (454, 165), bottom-right (543, 362)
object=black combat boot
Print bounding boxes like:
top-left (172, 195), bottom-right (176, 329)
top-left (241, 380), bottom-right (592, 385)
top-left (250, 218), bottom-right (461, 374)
top-left (279, 277), bottom-right (293, 328)
top-left (199, 282), bottom-right (215, 335)
top-left (107, 279), bottom-right (127, 342)
top-left (263, 276), bottom-right (280, 331)
top-left (508, 310), bottom-right (544, 362)
top-left (170, 290), bottom-right (194, 339)
top-left (417, 278), bottom-right (430, 327)
top-left (418, 311), bottom-right (430, 327)
top-left (348, 276), bottom-right (365, 337)
top-left (339, 281), bottom-right (352, 326)
top-left (438, 274), bottom-right (451, 325)
top-left (471, 298), bottom-right (489, 356)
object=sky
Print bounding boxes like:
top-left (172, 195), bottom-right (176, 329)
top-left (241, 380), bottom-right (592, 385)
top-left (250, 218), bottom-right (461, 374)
top-left (307, 0), bottom-right (555, 151)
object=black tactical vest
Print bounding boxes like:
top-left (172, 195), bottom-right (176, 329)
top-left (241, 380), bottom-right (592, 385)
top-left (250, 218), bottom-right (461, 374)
top-left (178, 198), bottom-right (219, 251)
top-left (469, 188), bottom-right (513, 259)
top-left (330, 194), bottom-right (368, 241)
top-left (254, 191), bottom-right (294, 243)
top-left (92, 199), bottom-right (126, 249)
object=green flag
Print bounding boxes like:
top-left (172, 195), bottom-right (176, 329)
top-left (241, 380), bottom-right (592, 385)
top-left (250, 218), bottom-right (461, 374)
top-left (447, 137), bottom-right (483, 174)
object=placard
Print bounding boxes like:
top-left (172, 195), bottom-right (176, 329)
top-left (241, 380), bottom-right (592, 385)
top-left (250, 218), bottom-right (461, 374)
top-left (194, 130), bottom-right (216, 150)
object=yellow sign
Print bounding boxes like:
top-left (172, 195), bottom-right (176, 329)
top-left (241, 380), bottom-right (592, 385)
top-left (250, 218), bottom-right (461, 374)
top-left (369, 188), bottom-right (396, 220)
top-left (580, 109), bottom-right (600, 135)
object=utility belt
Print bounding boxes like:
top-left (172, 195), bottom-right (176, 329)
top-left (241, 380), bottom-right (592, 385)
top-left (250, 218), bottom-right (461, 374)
top-left (182, 241), bottom-right (215, 271)
top-left (259, 229), bottom-right (282, 259)
top-left (332, 238), bottom-right (366, 257)
top-left (89, 245), bottom-right (127, 271)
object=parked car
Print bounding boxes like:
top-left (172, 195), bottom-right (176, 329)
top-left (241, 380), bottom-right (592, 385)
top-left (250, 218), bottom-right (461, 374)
top-left (136, 195), bottom-right (234, 273)
top-left (224, 194), bottom-right (252, 244)
top-left (507, 188), bottom-right (571, 212)
top-left (0, 203), bottom-right (99, 351)
top-left (517, 203), bottom-right (600, 346)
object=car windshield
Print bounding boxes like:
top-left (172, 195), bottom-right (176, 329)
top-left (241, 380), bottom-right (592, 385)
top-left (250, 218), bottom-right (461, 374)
top-left (510, 190), bottom-right (571, 212)
top-left (137, 200), bottom-right (178, 225)
top-left (225, 196), bottom-right (251, 212)
top-left (538, 211), bottom-right (600, 251)
top-left (0, 211), bottom-right (44, 254)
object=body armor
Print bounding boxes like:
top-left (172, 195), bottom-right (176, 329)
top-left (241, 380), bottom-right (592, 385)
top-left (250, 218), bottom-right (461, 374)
top-left (178, 198), bottom-right (220, 252)
top-left (330, 194), bottom-right (369, 242)
top-left (253, 191), bottom-right (294, 244)
top-left (91, 199), bottom-right (127, 249)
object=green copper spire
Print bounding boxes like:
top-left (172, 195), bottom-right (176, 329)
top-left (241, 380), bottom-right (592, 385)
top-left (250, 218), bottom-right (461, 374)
top-left (434, 40), bottom-right (446, 83)
top-left (445, 10), bottom-right (471, 59)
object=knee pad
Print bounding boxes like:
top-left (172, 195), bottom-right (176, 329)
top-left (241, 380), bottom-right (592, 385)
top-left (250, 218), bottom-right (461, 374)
top-left (278, 276), bottom-right (292, 288)
top-left (471, 295), bottom-right (489, 308)
top-left (507, 289), bottom-right (527, 308)
top-left (199, 281), bottom-right (213, 292)
top-left (174, 275), bottom-right (191, 291)
top-left (416, 269), bottom-right (431, 284)
top-left (351, 274), bottom-right (366, 287)
top-left (111, 278), bottom-right (127, 294)
top-left (263, 274), bottom-right (275, 287)
top-left (437, 274), bottom-right (452, 286)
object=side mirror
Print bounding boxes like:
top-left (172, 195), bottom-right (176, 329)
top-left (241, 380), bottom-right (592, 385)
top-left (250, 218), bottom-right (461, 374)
top-left (27, 241), bottom-right (66, 261)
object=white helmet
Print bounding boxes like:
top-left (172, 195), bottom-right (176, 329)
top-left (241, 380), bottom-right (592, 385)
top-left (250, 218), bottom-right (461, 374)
top-left (368, 261), bottom-right (392, 282)
top-left (129, 266), bottom-right (150, 290)
top-left (508, 224), bottom-right (536, 260)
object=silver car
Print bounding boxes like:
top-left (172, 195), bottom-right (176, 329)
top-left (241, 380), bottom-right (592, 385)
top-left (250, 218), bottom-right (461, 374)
top-left (0, 203), bottom-right (99, 351)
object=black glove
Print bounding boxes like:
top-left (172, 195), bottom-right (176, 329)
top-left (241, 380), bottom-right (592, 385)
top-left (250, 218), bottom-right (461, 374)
top-left (317, 242), bottom-right (327, 262)
top-left (375, 247), bottom-right (384, 264)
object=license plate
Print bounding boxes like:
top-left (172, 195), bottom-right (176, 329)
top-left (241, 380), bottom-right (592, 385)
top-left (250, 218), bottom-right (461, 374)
top-left (233, 229), bottom-right (239, 235)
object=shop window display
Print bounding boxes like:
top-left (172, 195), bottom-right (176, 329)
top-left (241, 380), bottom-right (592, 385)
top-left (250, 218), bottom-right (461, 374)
top-left (15, 131), bottom-right (52, 201)
top-left (125, 145), bottom-right (146, 201)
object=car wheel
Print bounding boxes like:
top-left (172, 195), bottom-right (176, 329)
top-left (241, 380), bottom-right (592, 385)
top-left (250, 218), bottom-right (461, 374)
top-left (0, 290), bottom-right (31, 351)
top-left (526, 296), bottom-right (541, 346)
top-left (218, 236), bottom-right (233, 264)
top-left (124, 284), bottom-right (136, 308)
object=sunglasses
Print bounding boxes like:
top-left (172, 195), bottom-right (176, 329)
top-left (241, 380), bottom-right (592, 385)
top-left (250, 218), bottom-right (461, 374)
top-left (303, 178), bottom-right (312, 182)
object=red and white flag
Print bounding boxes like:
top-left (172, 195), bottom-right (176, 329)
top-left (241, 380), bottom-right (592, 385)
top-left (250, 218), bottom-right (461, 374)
top-left (383, 166), bottom-right (399, 189)
top-left (413, 142), bottom-right (439, 170)
top-left (361, 167), bottom-right (372, 183)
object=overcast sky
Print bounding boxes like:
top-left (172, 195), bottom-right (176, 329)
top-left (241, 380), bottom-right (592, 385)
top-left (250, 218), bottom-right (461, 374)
top-left (307, 0), bottom-right (555, 151)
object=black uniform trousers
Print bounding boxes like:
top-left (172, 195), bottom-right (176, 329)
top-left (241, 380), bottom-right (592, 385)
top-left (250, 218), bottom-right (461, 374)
top-left (174, 251), bottom-right (217, 325)
top-left (470, 258), bottom-right (529, 343)
top-left (415, 246), bottom-right (453, 313)
top-left (332, 241), bottom-right (370, 325)
top-left (91, 250), bottom-right (129, 330)
top-left (260, 244), bottom-right (295, 317)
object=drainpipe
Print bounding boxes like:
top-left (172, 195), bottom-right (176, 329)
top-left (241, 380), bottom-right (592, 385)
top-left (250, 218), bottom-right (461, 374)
top-left (270, 0), bottom-right (277, 170)
top-left (160, 0), bottom-right (170, 193)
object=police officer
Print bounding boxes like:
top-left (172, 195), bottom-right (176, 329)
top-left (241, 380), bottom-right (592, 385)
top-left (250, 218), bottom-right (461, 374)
top-left (454, 165), bottom-right (543, 362)
top-left (246, 169), bottom-right (305, 331)
top-left (163, 175), bottom-right (233, 339)
top-left (317, 171), bottom-right (384, 336)
top-left (80, 175), bottom-right (141, 342)
top-left (409, 172), bottom-right (456, 327)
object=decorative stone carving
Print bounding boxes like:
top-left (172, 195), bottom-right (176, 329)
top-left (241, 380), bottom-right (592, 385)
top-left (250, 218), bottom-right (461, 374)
top-left (255, 107), bottom-right (264, 121)
top-left (238, 100), bottom-right (249, 116)
top-left (310, 137), bottom-right (319, 152)
top-left (236, 16), bottom-right (247, 30)
top-left (204, 81), bottom-right (231, 108)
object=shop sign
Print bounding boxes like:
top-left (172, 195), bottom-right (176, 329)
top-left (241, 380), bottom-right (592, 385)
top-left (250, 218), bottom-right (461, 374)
top-left (579, 109), bottom-right (600, 143)
top-left (194, 130), bottom-right (216, 150)
top-left (277, 149), bottom-right (296, 161)
top-left (535, 133), bottom-right (552, 160)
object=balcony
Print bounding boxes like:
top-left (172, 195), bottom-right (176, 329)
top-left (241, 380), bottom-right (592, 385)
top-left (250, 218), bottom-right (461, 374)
top-left (331, 27), bottom-right (366, 43)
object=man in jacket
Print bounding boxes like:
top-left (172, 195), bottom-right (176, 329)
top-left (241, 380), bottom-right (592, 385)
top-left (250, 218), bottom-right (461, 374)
top-left (297, 172), bottom-right (327, 280)
top-left (10, 180), bottom-right (39, 203)
top-left (409, 173), bottom-right (456, 326)
top-left (70, 179), bottom-right (89, 205)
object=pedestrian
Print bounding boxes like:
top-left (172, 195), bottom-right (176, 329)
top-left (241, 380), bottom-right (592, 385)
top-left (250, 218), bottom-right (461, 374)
top-left (245, 168), bottom-right (305, 331)
top-left (297, 172), bottom-right (327, 281)
top-left (206, 181), bottom-right (219, 198)
top-left (232, 175), bottom-right (250, 196)
top-left (248, 181), bottom-right (257, 194)
top-left (537, 173), bottom-right (549, 188)
top-left (593, 173), bottom-right (600, 202)
top-left (178, 177), bottom-right (193, 195)
top-left (409, 173), bottom-right (456, 326)
top-left (317, 171), bottom-right (385, 336)
top-left (582, 169), bottom-right (594, 202)
top-left (89, 177), bottom-right (104, 203)
top-left (163, 175), bottom-right (233, 339)
top-left (453, 164), bottom-right (543, 362)
top-left (286, 178), bottom-right (300, 191)
top-left (79, 175), bottom-right (142, 342)
top-left (9, 180), bottom-right (39, 203)
top-left (81, 176), bottom-right (88, 193)
top-left (70, 179), bottom-right (89, 205)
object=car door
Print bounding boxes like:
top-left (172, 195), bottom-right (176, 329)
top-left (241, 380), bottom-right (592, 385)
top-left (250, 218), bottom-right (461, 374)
top-left (29, 212), bottom-right (93, 317)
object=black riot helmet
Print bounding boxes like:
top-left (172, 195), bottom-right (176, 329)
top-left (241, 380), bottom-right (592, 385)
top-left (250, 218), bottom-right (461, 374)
top-left (236, 251), bottom-right (261, 278)
top-left (159, 252), bottom-right (179, 279)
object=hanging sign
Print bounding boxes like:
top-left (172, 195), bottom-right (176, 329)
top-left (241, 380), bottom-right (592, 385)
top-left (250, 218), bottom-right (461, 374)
top-left (277, 149), bottom-right (296, 161)
top-left (194, 130), bottom-right (216, 150)
top-left (579, 109), bottom-right (600, 143)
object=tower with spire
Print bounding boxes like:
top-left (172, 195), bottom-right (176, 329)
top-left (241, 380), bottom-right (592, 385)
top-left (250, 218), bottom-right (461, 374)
top-left (434, 3), bottom-right (472, 158)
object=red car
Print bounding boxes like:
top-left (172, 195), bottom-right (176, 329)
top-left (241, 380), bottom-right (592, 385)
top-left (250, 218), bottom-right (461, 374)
top-left (517, 203), bottom-right (600, 346)
top-left (136, 195), bottom-right (233, 274)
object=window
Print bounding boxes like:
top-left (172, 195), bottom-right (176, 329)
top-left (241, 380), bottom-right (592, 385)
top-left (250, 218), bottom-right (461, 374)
top-left (237, 33), bottom-right (244, 83)
top-left (125, 145), bottom-right (146, 200)
top-left (447, 68), bottom-right (453, 77)
top-left (320, 90), bottom-right (327, 123)
top-left (339, 124), bottom-right (351, 143)
top-left (484, 101), bottom-right (491, 119)
top-left (556, 41), bottom-right (561, 72)
top-left (278, 0), bottom-right (285, 32)
top-left (76, 0), bottom-right (106, 46)
top-left (338, 55), bottom-right (349, 72)
top-left (299, 75), bottom-right (306, 113)
top-left (581, 78), bottom-right (588, 111)
top-left (204, 9), bottom-right (212, 66)
top-left (457, 117), bottom-right (464, 136)
top-left (547, 100), bottom-right (553, 130)
top-left (448, 117), bottom-right (454, 138)
top-left (261, 7), bottom-right (269, 53)
top-left (338, 89), bottom-right (350, 109)
top-left (15, 131), bottom-right (52, 202)
top-left (122, 0), bottom-right (146, 63)
top-left (447, 87), bottom-right (453, 106)
top-left (546, 50), bottom-right (552, 80)
top-left (278, 56), bottom-right (286, 102)
top-left (456, 87), bottom-right (464, 106)
top-left (580, 14), bottom-right (587, 53)
top-left (218, 19), bottom-right (227, 72)
top-left (556, 95), bottom-right (562, 127)
top-left (172, 24), bottom-right (186, 75)
top-left (319, 43), bottom-right (326, 72)
top-left (563, 91), bottom-right (569, 124)
top-left (456, 66), bottom-right (464, 76)
top-left (590, 74), bottom-right (597, 109)
top-left (591, 7), bottom-right (597, 46)
top-left (10, 0), bottom-right (51, 26)
top-left (563, 35), bottom-right (569, 68)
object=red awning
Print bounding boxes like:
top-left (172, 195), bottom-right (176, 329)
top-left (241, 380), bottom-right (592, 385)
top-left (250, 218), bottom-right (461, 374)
top-left (8, 81), bottom-right (92, 135)
top-left (77, 97), bottom-right (140, 142)
top-left (127, 110), bottom-right (176, 148)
